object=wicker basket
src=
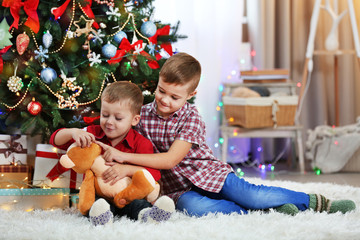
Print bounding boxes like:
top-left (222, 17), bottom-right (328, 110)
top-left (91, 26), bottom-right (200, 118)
top-left (223, 96), bottom-right (298, 128)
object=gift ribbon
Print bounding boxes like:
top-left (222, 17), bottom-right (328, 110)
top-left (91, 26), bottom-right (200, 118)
top-left (0, 46), bottom-right (11, 74)
top-left (37, 150), bottom-right (79, 189)
top-left (52, 0), bottom-right (99, 29)
top-left (108, 38), bottom-right (159, 69)
top-left (0, 135), bottom-right (27, 164)
top-left (0, 164), bottom-right (30, 172)
top-left (2, 0), bottom-right (40, 33)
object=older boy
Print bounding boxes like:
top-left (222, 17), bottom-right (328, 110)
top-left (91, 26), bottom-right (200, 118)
top-left (50, 81), bottom-right (174, 225)
top-left (98, 53), bottom-right (356, 216)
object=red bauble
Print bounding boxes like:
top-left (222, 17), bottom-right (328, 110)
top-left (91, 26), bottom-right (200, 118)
top-left (16, 33), bottom-right (30, 55)
top-left (27, 101), bottom-right (42, 115)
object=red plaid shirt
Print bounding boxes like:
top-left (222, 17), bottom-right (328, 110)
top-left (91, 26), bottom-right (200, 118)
top-left (136, 101), bottom-right (233, 202)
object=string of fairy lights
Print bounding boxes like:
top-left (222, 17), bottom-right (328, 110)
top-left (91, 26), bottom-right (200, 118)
top-left (214, 48), bottom-right (306, 176)
top-left (0, 145), bottom-right (84, 211)
top-left (0, 0), bottom-right (152, 111)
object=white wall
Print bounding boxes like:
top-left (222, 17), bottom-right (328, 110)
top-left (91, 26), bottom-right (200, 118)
top-left (153, 0), bottom-right (244, 157)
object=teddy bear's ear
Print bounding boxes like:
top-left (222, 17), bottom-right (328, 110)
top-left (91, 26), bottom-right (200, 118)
top-left (60, 155), bottom-right (75, 168)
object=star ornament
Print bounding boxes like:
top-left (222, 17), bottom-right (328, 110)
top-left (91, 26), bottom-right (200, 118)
top-left (106, 6), bottom-right (121, 21)
top-left (133, 42), bottom-right (146, 54)
top-left (34, 46), bottom-right (49, 62)
top-left (92, 29), bottom-right (105, 44)
top-left (74, 15), bottom-right (96, 37)
top-left (56, 74), bottom-right (83, 109)
top-left (0, 19), bottom-right (13, 48)
top-left (89, 52), bottom-right (101, 66)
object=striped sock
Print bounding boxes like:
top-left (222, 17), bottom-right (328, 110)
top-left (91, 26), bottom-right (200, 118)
top-left (308, 194), bottom-right (356, 213)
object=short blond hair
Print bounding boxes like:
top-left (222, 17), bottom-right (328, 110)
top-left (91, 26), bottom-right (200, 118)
top-left (101, 81), bottom-right (143, 114)
top-left (159, 52), bottom-right (201, 93)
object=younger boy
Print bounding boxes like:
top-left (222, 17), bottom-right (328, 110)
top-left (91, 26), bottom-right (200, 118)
top-left (50, 81), bottom-right (175, 225)
top-left (97, 53), bottom-right (356, 216)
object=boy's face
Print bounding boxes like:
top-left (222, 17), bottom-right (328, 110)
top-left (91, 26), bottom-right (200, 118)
top-left (155, 77), bottom-right (196, 118)
top-left (100, 99), bottom-right (140, 145)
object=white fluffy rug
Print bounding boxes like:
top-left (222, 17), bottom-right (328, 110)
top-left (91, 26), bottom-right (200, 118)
top-left (1, 177), bottom-right (359, 240)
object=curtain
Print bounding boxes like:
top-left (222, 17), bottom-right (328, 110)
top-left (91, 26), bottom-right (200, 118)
top-left (291, 0), bottom-right (360, 129)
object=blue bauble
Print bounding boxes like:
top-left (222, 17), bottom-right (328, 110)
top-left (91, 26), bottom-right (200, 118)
top-left (114, 31), bottom-right (128, 44)
top-left (102, 43), bottom-right (117, 58)
top-left (140, 21), bottom-right (157, 38)
top-left (40, 67), bottom-right (57, 84)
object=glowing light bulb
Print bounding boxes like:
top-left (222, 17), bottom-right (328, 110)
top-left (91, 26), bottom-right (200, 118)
top-left (219, 138), bottom-right (224, 144)
top-left (218, 85), bottom-right (224, 92)
top-left (297, 82), bottom-right (302, 88)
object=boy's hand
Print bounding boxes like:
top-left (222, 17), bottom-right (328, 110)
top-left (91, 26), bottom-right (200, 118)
top-left (102, 163), bottom-right (129, 186)
top-left (72, 129), bottom-right (95, 148)
top-left (95, 141), bottom-right (126, 164)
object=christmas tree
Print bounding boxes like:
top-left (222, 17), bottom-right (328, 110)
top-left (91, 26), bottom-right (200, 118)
top-left (0, 0), bottom-right (185, 141)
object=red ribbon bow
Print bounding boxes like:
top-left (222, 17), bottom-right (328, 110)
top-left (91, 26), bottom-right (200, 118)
top-left (108, 38), bottom-right (142, 64)
top-left (149, 25), bottom-right (173, 60)
top-left (0, 135), bottom-right (27, 164)
top-left (0, 46), bottom-right (11, 74)
top-left (2, 0), bottom-right (40, 33)
top-left (52, 0), bottom-right (99, 29)
top-left (108, 38), bottom-right (159, 69)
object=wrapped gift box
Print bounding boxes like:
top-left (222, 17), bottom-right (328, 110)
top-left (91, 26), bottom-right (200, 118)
top-left (0, 188), bottom-right (69, 211)
top-left (33, 144), bottom-right (83, 189)
top-left (0, 165), bottom-right (32, 188)
top-left (0, 135), bottom-right (27, 165)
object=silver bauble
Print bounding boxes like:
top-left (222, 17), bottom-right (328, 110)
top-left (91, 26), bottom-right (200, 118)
top-left (41, 67), bottom-right (57, 84)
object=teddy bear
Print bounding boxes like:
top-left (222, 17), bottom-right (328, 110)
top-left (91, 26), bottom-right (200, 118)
top-left (59, 142), bottom-right (161, 216)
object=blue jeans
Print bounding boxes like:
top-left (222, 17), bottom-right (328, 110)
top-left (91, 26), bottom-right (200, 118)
top-left (176, 173), bottom-right (309, 216)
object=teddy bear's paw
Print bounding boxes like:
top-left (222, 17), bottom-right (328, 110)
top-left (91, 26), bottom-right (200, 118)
top-left (139, 196), bottom-right (175, 223)
top-left (89, 198), bottom-right (113, 226)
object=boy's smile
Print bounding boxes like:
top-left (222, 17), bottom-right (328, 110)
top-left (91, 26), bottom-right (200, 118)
top-left (100, 100), bottom-right (140, 146)
top-left (155, 77), bottom-right (196, 119)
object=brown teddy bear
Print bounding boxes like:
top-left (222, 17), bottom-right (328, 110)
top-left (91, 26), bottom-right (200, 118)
top-left (59, 142), bottom-right (160, 216)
